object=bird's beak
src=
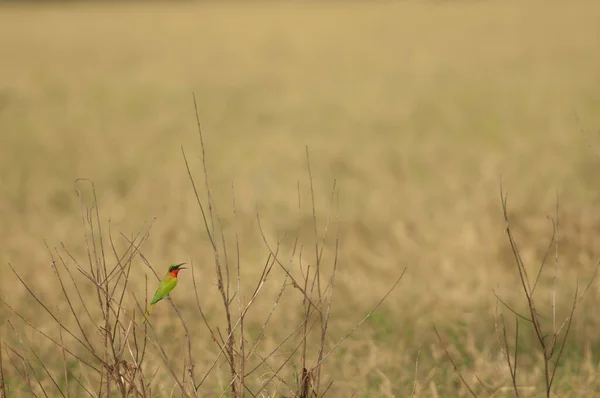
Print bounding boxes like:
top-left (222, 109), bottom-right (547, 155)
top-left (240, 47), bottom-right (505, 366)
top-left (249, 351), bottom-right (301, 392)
top-left (176, 262), bottom-right (187, 270)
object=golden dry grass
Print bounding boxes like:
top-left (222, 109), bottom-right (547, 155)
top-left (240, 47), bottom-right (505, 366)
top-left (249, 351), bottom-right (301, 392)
top-left (2, 0), bottom-right (600, 396)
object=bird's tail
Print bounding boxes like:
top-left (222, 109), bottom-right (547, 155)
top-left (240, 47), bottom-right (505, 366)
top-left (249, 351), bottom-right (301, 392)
top-left (142, 304), bottom-right (155, 324)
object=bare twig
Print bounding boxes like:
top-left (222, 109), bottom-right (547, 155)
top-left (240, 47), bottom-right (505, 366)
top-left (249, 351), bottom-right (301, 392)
top-left (314, 268), bottom-right (406, 369)
top-left (3, 340), bottom-right (34, 397)
top-left (255, 211), bottom-right (322, 315)
top-left (168, 296), bottom-right (198, 397)
top-left (0, 339), bottom-right (6, 398)
top-left (183, 98), bottom-right (239, 395)
top-left (492, 290), bottom-right (533, 323)
top-left (548, 285), bottom-right (578, 390)
top-left (498, 181), bottom-right (599, 397)
top-left (232, 182), bottom-right (245, 397)
top-left (313, 176), bottom-right (339, 395)
top-left (305, 148), bottom-right (325, 395)
top-left (500, 183), bottom-right (550, 393)
top-left (0, 297), bottom-right (100, 373)
top-left (410, 350), bottom-right (420, 397)
top-left (7, 263), bottom-right (102, 364)
top-left (501, 314), bottom-right (519, 397)
top-left (531, 217), bottom-right (556, 296)
top-left (7, 320), bottom-right (53, 398)
top-left (553, 191), bottom-right (559, 337)
top-left (433, 326), bottom-right (477, 398)
top-left (57, 308), bottom-right (70, 398)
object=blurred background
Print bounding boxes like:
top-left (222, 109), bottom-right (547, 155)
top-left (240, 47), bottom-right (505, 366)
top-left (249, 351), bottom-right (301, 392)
top-left (1, 0), bottom-right (600, 396)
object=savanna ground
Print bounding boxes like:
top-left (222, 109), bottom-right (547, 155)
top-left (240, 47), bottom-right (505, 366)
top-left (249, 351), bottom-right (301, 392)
top-left (1, 0), bottom-right (600, 396)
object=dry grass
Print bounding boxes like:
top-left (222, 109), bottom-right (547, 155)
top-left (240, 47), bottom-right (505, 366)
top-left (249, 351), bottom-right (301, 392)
top-left (1, 0), bottom-right (600, 396)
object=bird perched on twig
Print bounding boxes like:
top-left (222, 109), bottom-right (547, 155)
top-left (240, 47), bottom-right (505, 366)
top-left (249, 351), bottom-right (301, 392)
top-left (143, 263), bottom-right (187, 324)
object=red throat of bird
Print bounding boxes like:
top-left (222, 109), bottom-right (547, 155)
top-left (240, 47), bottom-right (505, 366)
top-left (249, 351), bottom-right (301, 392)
top-left (170, 270), bottom-right (181, 278)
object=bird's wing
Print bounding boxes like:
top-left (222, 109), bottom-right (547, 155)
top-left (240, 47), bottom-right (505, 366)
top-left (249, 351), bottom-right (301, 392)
top-left (149, 277), bottom-right (179, 305)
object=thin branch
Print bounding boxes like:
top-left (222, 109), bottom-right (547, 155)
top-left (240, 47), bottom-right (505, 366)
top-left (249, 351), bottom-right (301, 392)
top-left (500, 314), bottom-right (519, 397)
top-left (531, 217), bottom-right (556, 296)
top-left (314, 268), bottom-right (406, 369)
top-left (57, 307), bottom-right (70, 398)
top-left (0, 298), bottom-right (100, 373)
top-left (549, 284), bottom-right (578, 390)
top-left (232, 182), bottom-right (245, 398)
top-left (0, 339), bottom-right (5, 398)
top-left (553, 191), bottom-right (559, 337)
top-left (433, 326), bottom-right (477, 398)
top-left (410, 350), bottom-right (420, 397)
top-left (167, 296), bottom-right (198, 397)
top-left (3, 340), bottom-right (35, 398)
top-left (255, 210), bottom-right (322, 315)
top-left (45, 247), bottom-right (96, 354)
top-left (3, 265), bottom-right (104, 364)
top-left (492, 290), bottom-right (533, 323)
top-left (314, 185), bottom-right (339, 394)
top-left (7, 321), bottom-right (52, 398)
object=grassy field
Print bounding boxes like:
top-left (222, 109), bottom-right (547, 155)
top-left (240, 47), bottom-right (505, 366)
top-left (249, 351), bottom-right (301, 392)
top-left (2, 0), bottom-right (600, 396)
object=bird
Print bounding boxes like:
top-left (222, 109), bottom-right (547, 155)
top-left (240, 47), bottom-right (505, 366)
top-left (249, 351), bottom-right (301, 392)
top-left (143, 263), bottom-right (187, 324)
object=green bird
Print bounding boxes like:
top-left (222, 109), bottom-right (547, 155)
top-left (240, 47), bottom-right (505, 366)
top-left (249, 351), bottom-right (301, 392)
top-left (143, 263), bottom-right (187, 324)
